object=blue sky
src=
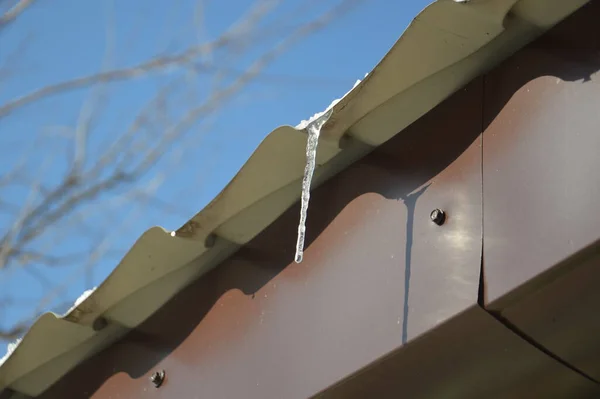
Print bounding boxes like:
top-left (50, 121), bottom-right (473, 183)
top-left (0, 0), bottom-right (431, 342)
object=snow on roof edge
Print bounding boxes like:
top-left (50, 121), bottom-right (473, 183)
top-left (0, 287), bottom-right (97, 367)
top-left (295, 73), bottom-right (368, 130)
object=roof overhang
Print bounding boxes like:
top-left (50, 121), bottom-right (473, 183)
top-left (0, 0), bottom-right (589, 396)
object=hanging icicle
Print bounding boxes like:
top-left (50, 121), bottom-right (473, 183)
top-left (294, 109), bottom-right (332, 263)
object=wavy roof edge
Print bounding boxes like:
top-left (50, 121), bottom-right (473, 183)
top-left (0, 0), bottom-right (589, 395)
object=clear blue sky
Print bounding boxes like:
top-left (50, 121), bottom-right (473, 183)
top-left (0, 0), bottom-right (431, 342)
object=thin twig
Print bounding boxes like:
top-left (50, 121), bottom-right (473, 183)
top-left (0, 0), bottom-right (362, 342)
top-left (0, 0), bottom-right (36, 31)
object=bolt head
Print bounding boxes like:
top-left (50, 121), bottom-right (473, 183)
top-left (92, 317), bottom-right (108, 331)
top-left (430, 209), bottom-right (446, 226)
top-left (150, 370), bottom-right (165, 388)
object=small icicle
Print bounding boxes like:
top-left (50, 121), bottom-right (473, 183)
top-left (294, 109), bottom-right (332, 263)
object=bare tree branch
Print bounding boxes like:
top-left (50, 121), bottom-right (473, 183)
top-left (0, 0), bottom-right (282, 119)
top-left (0, 0), bottom-right (362, 343)
top-left (0, 325), bottom-right (26, 341)
top-left (0, 0), bottom-right (35, 31)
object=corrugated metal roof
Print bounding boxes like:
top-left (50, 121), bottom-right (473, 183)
top-left (0, 0), bottom-right (589, 396)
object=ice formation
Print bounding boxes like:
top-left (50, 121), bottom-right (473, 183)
top-left (294, 74), bottom-right (367, 263)
top-left (294, 110), bottom-right (332, 263)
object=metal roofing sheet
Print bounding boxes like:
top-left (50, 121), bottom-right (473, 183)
top-left (0, 0), bottom-right (589, 396)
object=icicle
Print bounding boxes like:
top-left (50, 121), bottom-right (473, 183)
top-left (294, 109), bottom-right (332, 263)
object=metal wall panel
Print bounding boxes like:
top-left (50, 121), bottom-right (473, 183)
top-left (316, 306), bottom-right (600, 399)
top-left (482, 0), bottom-right (600, 307)
top-left (482, 0), bottom-right (600, 382)
top-left (498, 245), bottom-right (600, 383)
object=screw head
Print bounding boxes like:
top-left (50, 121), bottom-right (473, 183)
top-left (430, 209), bottom-right (446, 226)
top-left (92, 316), bottom-right (108, 331)
top-left (150, 370), bottom-right (165, 388)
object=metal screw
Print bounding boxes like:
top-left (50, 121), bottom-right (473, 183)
top-left (430, 209), bottom-right (446, 226)
top-left (92, 317), bottom-right (108, 331)
top-left (150, 370), bottom-right (165, 388)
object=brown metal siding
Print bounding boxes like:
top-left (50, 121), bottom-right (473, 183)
top-left (481, 0), bottom-right (600, 383)
top-left (482, 0), bottom-right (600, 307)
top-left (316, 306), bottom-right (599, 399)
